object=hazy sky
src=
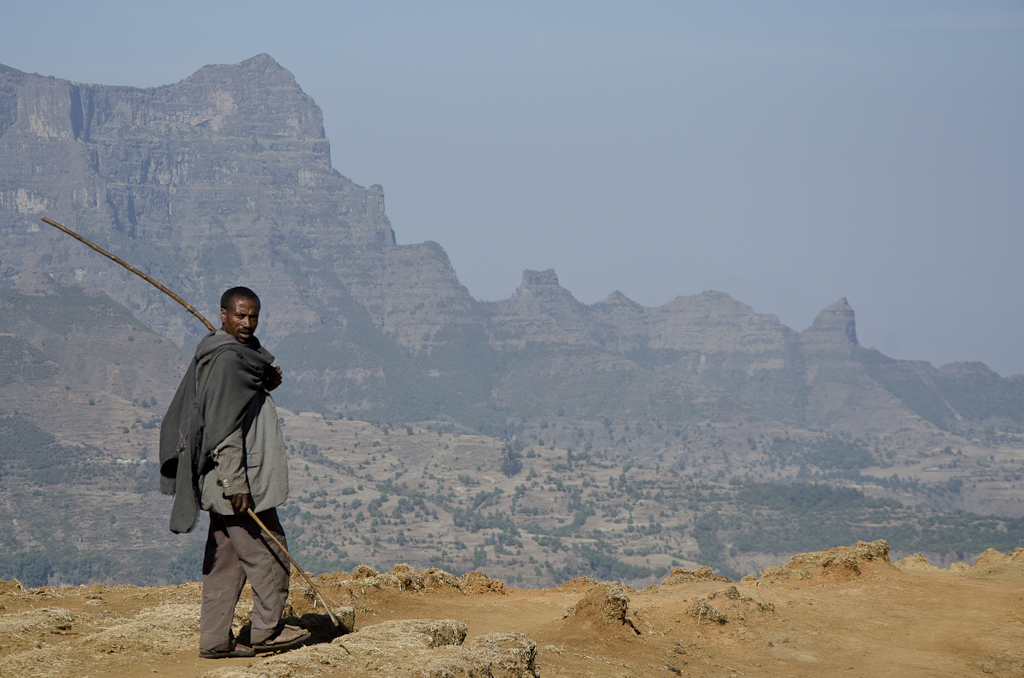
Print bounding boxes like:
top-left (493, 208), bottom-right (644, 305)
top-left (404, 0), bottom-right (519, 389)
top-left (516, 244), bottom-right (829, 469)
top-left (3, 2), bottom-right (1022, 374)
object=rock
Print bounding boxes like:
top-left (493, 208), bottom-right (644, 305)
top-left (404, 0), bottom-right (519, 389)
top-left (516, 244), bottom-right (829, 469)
top-left (198, 619), bottom-right (539, 678)
top-left (347, 618), bottom-right (468, 650)
top-left (422, 568), bottom-right (463, 592)
top-left (760, 540), bottom-right (895, 581)
top-left (560, 583), bottom-right (640, 636)
top-left (459, 570), bottom-right (505, 595)
top-left (661, 565), bottom-right (733, 585)
top-left (802, 297), bottom-right (859, 350)
top-left (969, 547), bottom-right (1024, 577)
top-left (895, 553), bottom-right (942, 572)
top-left (421, 632), bottom-right (539, 678)
top-left (687, 599), bottom-right (727, 625)
top-left (975, 547), bottom-right (1023, 569)
top-left (894, 555), bottom-right (970, 575)
top-left (350, 565), bottom-right (380, 580)
top-left (321, 565), bottom-right (464, 595)
top-left (494, 268), bottom-right (594, 340)
top-left (0, 579), bottom-right (24, 595)
top-left (972, 654), bottom-right (1024, 676)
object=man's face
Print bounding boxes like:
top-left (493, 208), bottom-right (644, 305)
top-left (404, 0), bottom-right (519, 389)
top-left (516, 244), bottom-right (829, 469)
top-left (220, 296), bottom-right (260, 343)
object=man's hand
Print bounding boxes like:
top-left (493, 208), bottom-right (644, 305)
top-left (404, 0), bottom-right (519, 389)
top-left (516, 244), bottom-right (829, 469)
top-left (230, 493), bottom-right (252, 514)
top-left (264, 365), bottom-right (282, 392)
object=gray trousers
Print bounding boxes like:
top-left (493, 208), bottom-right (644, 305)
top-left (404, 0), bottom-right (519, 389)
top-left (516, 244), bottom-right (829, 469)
top-left (200, 509), bottom-right (290, 651)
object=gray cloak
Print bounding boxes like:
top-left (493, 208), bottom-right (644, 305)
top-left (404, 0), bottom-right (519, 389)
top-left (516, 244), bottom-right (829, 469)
top-left (159, 330), bottom-right (276, 534)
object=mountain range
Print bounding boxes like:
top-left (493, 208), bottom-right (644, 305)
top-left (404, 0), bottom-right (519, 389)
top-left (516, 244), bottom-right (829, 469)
top-left (1, 55), bottom-right (1023, 585)
top-left (2, 54), bottom-right (1020, 449)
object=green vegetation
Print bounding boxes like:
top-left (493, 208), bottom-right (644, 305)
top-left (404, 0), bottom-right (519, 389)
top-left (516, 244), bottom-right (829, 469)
top-left (575, 545), bottom-right (659, 581)
top-left (500, 444), bottom-right (523, 478)
top-left (0, 336), bottom-right (57, 386)
top-left (854, 347), bottom-right (1024, 432)
top-left (727, 482), bottom-right (1024, 562)
top-left (0, 528), bottom-right (205, 588)
top-left (0, 279), bottom-right (151, 338)
top-left (0, 415), bottom-right (94, 485)
top-left (274, 321), bottom-right (507, 436)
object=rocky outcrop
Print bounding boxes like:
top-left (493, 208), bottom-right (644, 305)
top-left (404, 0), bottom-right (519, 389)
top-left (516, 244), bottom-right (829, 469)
top-left (660, 565), bottom-right (733, 585)
top-left (801, 297), bottom-right (858, 353)
top-left (559, 583), bottom-right (641, 637)
top-left (759, 539), bottom-right (896, 581)
top-left (460, 570), bottom-right (507, 594)
top-left (894, 553), bottom-right (971, 573)
top-left (489, 269), bottom-right (598, 346)
top-left (968, 547), bottom-right (1024, 578)
top-left (203, 620), bottom-right (539, 678)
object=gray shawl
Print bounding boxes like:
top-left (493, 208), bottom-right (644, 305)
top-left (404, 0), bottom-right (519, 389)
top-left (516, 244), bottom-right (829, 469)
top-left (159, 330), bottom-right (276, 534)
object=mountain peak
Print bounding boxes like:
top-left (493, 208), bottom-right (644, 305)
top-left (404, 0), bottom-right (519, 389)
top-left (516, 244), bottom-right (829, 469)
top-left (515, 268), bottom-right (579, 305)
top-left (189, 53), bottom-right (291, 81)
top-left (520, 269), bottom-right (560, 289)
top-left (805, 297), bottom-right (858, 347)
top-left (594, 290), bottom-right (643, 311)
top-left (239, 53), bottom-right (284, 70)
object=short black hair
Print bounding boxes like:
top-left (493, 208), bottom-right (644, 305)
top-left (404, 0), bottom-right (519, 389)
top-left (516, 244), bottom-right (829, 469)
top-left (220, 286), bottom-right (261, 310)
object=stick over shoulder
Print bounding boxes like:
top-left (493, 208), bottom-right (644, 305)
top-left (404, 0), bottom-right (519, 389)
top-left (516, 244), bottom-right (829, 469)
top-left (40, 216), bottom-right (215, 331)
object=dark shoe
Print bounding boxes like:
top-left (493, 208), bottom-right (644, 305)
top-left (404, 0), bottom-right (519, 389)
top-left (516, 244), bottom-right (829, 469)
top-left (252, 624), bottom-right (311, 654)
top-left (199, 642), bottom-right (256, 659)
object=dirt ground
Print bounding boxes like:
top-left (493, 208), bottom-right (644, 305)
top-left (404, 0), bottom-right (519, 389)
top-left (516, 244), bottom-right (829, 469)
top-left (2, 542), bottom-right (1024, 678)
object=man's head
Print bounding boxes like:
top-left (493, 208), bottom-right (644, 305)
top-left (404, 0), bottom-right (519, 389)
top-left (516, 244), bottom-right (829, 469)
top-left (220, 287), bottom-right (261, 343)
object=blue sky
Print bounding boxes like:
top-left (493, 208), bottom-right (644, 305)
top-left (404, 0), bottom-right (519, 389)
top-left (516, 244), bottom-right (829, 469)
top-left (3, 2), bottom-right (1022, 374)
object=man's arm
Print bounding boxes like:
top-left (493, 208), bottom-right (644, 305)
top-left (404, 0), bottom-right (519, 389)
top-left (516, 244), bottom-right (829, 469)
top-left (213, 429), bottom-right (252, 514)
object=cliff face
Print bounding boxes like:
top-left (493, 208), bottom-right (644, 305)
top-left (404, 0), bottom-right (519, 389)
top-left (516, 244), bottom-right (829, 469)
top-left (0, 55), bottom-right (1018, 444)
top-left (479, 272), bottom-right (917, 430)
top-left (0, 55), bottom-right (457, 347)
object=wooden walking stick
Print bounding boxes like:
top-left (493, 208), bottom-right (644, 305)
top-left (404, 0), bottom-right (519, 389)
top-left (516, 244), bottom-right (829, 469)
top-left (40, 217), bottom-right (216, 332)
top-left (41, 215), bottom-right (341, 627)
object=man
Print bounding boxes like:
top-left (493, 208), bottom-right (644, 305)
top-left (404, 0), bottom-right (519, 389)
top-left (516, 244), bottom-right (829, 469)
top-left (160, 286), bottom-right (310, 659)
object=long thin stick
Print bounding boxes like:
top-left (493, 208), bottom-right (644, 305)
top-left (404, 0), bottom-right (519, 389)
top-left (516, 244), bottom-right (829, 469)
top-left (40, 217), bottom-right (215, 331)
top-left (248, 508), bottom-right (341, 627)
top-left (42, 215), bottom-right (339, 626)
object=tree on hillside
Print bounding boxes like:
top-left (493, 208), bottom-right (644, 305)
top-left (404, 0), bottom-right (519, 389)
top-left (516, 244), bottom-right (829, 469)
top-left (501, 444), bottom-right (523, 478)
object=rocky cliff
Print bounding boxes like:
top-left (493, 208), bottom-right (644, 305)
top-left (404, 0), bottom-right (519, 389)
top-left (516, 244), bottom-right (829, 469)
top-left (0, 55), bottom-right (453, 346)
top-left (1, 55), bottom-right (1020, 448)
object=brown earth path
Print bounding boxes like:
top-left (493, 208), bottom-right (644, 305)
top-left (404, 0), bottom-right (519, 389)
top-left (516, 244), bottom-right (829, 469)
top-left (2, 543), bottom-right (1024, 677)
